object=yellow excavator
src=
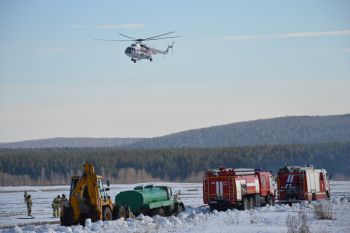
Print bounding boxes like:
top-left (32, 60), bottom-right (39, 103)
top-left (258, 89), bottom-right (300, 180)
top-left (60, 163), bottom-right (114, 226)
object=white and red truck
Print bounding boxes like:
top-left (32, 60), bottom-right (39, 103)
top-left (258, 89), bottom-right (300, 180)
top-left (203, 167), bottom-right (275, 211)
top-left (277, 165), bottom-right (330, 204)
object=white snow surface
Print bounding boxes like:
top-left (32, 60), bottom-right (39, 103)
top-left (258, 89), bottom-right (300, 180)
top-left (0, 181), bottom-right (349, 233)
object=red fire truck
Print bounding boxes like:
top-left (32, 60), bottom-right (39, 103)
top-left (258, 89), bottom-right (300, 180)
top-left (203, 167), bottom-right (275, 211)
top-left (277, 165), bottom-right (330, 204)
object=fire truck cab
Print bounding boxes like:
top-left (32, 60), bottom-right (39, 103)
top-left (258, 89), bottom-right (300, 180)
top-left (203, 167), bottom-right (275, 211)
top-left (277, 165), bottom-right (330, 204)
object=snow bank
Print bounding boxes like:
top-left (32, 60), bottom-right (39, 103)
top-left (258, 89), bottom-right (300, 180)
top-left (2, 199), bottom-right (349, 233)
top-left (1, 182), bottom-right (350, 233)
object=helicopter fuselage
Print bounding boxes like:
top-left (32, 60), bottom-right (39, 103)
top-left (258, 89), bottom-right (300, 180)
top-left (125, 43), bottom-right (161, 62)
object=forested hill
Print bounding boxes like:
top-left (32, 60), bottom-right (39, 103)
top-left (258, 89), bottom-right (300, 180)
top-left (0, 137), bottom-right (143, 149)
top-left (128, 114), bottom-right (350, 148)
top-left (1, 114), bottom-right (349, 148)
top-left (1, 142), bottom-right (350, 185)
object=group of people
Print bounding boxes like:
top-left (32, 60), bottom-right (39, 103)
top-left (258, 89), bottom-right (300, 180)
top-left (52, 194), bottom-right (69, 217)
top-left (23, 191), bottom-right (69, 218)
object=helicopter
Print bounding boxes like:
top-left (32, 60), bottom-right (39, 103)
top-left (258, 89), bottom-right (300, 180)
top-left (95, 31), bottom-right (180, 63)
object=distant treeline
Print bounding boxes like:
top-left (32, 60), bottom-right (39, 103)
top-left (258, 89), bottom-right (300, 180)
top-left (0, 142), bottom-right (349, 186)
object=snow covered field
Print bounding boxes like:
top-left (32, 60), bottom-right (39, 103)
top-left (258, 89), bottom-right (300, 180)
top-left (0, 181), bottom-right (349, 233)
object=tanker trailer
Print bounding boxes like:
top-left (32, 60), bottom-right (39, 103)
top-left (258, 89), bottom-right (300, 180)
top-left (113, 184), bottom-right (185, 219)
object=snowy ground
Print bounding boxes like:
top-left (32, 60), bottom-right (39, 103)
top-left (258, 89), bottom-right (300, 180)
top-left (0, 181), bottom-right (349, 233)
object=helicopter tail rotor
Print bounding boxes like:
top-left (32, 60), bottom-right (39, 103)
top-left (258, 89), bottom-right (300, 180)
top-left (170, 41), bottom-right (175, 55)
top-left (164, 41), bottom-right (175, 55)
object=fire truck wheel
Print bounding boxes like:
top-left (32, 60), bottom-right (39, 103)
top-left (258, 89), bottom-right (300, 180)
top-left (267, 195), bottom-right (274, 206)
top-left (312, 193), bottom-right (316, 201)
top-left (209, 203), bottom-right (217, 212)
top-left (242, 197), bottom-right (249, 210)
top-left (249, 197), bottom-right (254, 210)
top-left (255, 195), bottom-right (261, 207)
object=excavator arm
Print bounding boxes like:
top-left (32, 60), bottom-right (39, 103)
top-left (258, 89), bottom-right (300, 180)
top-left (61, 163), bottom-right (103, 225)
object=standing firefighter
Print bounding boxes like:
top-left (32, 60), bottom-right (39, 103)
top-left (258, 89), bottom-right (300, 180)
top-left (60, 194), bottom-right (68, 216)
top-left (26, 195), bottom-right (32, 217)
top-left (52, 195), bottom-right (61, 217)
top-left (24, 191), bottom-right (28, 203)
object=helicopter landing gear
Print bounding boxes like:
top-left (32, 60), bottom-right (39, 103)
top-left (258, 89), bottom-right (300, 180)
top-left (149, 58), bottom-right (153, 62)
top-left (131, 58), bottom-right (136, 63)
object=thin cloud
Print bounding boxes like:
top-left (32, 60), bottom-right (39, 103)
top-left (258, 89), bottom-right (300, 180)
top-left (71, 24), bottom-right (88, 29)
top-left (215, 30), bottom-right (350, 41)
top-left (96, 24), bottom-right (144, 29)
top-left (37, 48), bottom-right (68, 55)
top-left (345, 48), bottom-right (350, 53)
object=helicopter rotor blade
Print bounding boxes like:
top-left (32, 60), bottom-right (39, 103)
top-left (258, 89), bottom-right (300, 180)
top-left (94, 32), bottom-right (180, 43)
top-left (119, 33), bottom-right (137, 40)
top-left (145, 36), bottom-right (181, 41)
top-left (144, 31), bottom-right (175, 40)
top-left (94, 38), bottom-right (135, 41)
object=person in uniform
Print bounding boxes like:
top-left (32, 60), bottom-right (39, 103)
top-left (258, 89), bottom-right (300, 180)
top-left (60, 194), bottom-right (69, 216)
top-left (52, 195), bottom-right (61, 217)
top-left (24, 191), bottom-right (28, 203)
top-left (26, 195), bottom-right (32, 216)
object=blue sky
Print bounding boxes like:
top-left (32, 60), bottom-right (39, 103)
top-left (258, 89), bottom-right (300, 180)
top-left (1, 0), bottom-right (350, 142)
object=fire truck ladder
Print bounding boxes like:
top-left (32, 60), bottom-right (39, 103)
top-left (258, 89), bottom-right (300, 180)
top-left (233, 168), bottom-right (256, 176)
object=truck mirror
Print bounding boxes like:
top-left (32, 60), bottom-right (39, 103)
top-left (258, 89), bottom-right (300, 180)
top-left (107, 180), bottom-right (110, 186)
top-left (168, 188), bottom-right (172, 196)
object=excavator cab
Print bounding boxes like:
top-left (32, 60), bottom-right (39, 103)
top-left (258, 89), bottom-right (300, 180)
top-left (97, 177), bottom-right (111, 202)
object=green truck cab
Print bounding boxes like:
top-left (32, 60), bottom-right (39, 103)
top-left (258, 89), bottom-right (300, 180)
top-left (113, 184), bottom-right (185, 219)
